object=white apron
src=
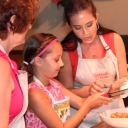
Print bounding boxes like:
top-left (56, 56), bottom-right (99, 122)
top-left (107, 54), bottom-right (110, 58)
top-left (0, 44), bottom-right (28, 128)
top-left (33, 76), bottom-right (70, 123)
top-left (70, 35), bottom-right (124, 128)
top-left (9, 70), bottom-right (28, 128)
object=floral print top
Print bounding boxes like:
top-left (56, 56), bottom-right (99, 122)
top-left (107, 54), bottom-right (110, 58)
top-left (25, 79), bottom-right (65, 128)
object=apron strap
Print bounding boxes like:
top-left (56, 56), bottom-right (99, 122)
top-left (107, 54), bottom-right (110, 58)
top-left (99, 35), bottom-right (119, 79)
top-left (33, 76), bottom-right (56, 103)
top-left (99, 35), bottom-right (116, 57)
top-left (77, 35), bottom-right (113, 58)
top-left (77, 42), bottom-right (82, 58)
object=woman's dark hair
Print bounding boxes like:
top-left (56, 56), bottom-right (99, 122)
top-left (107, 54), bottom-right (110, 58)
top-left (20, 33), bottom-right (56, 82)
top-left (61, 0), bottom-right (115, 51)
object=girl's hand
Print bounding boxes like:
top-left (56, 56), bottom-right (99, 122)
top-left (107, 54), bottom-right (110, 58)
top-left (108, 77), bottom-right (128, 93)
top-left (89, 81), bottom-right (106, 94)
top-left (85, 93), bottom-right (112, 110)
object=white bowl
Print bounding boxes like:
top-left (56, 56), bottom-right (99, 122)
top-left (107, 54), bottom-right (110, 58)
top-left (100, 108), bottom-right (128, 128)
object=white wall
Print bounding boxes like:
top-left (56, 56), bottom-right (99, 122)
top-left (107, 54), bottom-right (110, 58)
top-left (14, 0), bottom-right (128, 50)
top-left (94, 0), bottom-right (128, 34)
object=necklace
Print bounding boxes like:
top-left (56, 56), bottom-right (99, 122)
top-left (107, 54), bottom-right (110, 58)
top-left (81, 35), bottom-right (105, 59)
top-left (81, 41), bottom-right (103, 59)
top-left (82, 51), bottom-right (97, 58)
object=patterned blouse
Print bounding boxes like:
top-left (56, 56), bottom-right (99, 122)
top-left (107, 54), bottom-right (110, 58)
top-left (25, 79), bottom-right (65, 128)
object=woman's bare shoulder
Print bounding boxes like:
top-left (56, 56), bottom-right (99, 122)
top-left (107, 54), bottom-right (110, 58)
top-left (0, 57), bottom-right (10, 76)
top-left (113, 33), bottom-right (123, 43)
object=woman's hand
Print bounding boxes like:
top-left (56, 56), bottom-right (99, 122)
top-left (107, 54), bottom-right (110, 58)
top-left (85, 93), bottom-right (112, 110)
top-left (89, 81), bottom-right (106, 95)
top-left (108, 77), bottom-right (127, 93)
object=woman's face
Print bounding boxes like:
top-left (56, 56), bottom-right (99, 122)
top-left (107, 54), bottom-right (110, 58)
top-left (69, 10), bottom-right (98, 44)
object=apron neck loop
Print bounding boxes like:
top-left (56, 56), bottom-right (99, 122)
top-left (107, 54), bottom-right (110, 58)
top-left (77, 42), bottom-right (82, 58)
top-left (99, 35), bottom-right (110, 51)
top-left (33, 76), bottom-right (56, 103)
top-left (77, 35), bottom-right (111, 58)
top-left (104, 46), bottom-right (110, 51)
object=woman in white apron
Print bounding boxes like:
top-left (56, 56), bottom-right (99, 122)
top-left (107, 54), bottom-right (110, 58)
top-left (58, 0), bottom-right (128, 127)
top-left (0, 0), bottom-right (39, 127)
top-left (21, 33), bottom-right (112, 128)
top-left (69, 35), bottom-right (126, 128)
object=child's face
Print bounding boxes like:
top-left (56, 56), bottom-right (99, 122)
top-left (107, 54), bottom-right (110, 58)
top-left (69, 9), bottom-right (98, 44)
top-left (40, 42), bottom-right (64, 78)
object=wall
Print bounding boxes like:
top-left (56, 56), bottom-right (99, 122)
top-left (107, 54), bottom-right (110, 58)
top-left (94, 0), bottom-right (128, 34)
top-left (14, 0), bottom-right (128, 50)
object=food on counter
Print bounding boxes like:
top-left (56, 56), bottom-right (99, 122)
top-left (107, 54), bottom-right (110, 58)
top-left (111, 112), bottom-right (128, 118)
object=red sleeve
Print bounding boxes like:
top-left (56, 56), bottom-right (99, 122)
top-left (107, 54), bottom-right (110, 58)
top-left (103, 33), bottom-right (116, 56)
top-left (68, 42), bottom-right (78, 80)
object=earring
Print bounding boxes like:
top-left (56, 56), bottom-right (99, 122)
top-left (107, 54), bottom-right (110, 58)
top-left (97, 23), bottom-right (99, 30)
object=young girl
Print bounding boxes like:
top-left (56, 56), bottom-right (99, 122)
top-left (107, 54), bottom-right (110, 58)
top-left (21, 33), bottom-right (123, 128)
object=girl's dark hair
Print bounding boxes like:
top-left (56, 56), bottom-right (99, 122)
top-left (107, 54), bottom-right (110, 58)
top-left (61, 0), bottom-right (115, 51)
top-left (20, 33), bottom-right (56, 82)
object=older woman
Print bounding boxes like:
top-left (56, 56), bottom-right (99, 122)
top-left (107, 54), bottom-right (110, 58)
top-left (0, 0), bottom-right (39, 127)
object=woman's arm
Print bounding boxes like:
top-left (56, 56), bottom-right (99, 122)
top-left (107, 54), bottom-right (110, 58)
top-left (0, 58), bottom-right (13, 127)
top-left (114, 33), bottom-right (128, 78)
top-left (107, 34), bottom-right (128, 92)
top-left (55, 79), bottom-right (112, 127)
top-left (54, 79), bottom-right (111, 109)
top-left (58, 51), bottom-right (91, 98)
top-left (90, 33), bottom-right (128, 94)
top-left (106, 33), bottom-right (128, 93)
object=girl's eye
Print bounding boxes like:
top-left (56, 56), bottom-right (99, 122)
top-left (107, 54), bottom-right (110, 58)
top-left (55, 58), bottom-right (59, 62)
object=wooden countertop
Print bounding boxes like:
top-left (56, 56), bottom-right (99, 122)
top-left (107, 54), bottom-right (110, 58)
top-left (91, 122), bottom-right (113, 128)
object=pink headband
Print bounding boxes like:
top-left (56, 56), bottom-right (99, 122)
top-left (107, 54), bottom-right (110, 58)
top-left (30, 39), bottom-right (57, 64)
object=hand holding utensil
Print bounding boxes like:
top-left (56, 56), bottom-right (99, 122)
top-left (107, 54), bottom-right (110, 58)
top-left (102, 88), bottom-right (128, 98)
